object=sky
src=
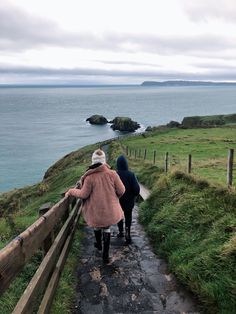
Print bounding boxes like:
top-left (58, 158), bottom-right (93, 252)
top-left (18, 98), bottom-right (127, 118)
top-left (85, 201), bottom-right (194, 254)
top-left (1, 0), bottom-right (236, 85)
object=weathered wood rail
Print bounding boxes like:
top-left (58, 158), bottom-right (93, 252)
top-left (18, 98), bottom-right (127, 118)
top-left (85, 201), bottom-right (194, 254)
top-left (0, 194), bottom-right (82, 313)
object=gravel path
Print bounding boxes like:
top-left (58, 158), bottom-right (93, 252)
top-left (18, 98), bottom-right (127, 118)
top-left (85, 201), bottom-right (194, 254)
top-left (71, 206), bottom-right (200, 314)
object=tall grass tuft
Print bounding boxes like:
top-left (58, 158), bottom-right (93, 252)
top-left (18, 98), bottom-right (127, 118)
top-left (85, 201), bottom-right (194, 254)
top-left (137, 167), bottom-right (236, 313)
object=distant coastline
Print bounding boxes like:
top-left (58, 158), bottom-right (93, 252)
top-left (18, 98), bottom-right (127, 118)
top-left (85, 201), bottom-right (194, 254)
top-left (2, 81), bottom-right (236, 88)
top-left (141, 80), bottom-right (236, 87)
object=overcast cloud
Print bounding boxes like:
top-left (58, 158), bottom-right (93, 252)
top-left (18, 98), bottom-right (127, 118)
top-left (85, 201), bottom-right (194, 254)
top-left (1, 0), bottom-right (236, 84)
top-left (183, 0), bottom-right (236, 22)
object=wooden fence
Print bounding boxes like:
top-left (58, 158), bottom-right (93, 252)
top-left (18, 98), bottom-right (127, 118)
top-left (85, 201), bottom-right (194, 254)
top-left (0, 194), bottom-right (81, 313)
top-left (126, 146), bottom-right (235, 187)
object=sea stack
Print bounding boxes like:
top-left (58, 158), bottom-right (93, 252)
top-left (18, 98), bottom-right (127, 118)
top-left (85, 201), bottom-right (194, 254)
top-left (86, 115), bottom-right (108, 125)
top-left (110, 117), bottom-right (140, 132)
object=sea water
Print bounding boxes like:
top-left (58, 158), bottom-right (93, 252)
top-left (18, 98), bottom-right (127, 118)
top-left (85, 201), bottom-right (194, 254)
top-left (0, 85), bottom-right (236, 192)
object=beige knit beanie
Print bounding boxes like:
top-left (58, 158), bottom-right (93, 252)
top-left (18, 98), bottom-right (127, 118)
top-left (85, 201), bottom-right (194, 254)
top-left (91, 149), bottom-right (106, 165)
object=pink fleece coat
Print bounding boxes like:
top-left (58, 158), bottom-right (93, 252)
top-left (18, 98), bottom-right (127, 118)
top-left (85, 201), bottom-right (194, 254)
top-left (67, 164), bottom-right (125, 227)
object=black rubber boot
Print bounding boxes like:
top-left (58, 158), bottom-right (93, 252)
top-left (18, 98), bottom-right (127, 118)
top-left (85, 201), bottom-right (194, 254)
top-left (103, 232), bottom-right (110, 263)
top-left (125, 226), bottom-right (131, 244)
top-left (94, 230), bottom-right (102, 251)
top-left (117, 219), bottom-right (124, 237)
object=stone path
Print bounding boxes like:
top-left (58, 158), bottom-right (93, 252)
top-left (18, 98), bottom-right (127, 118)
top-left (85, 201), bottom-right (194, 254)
top-left (71, 205), bottom-right (200, 314)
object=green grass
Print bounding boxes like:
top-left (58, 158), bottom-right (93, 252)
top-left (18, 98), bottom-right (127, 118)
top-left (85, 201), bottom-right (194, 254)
top-left (121, 127), bottom-right (236, 187)
top-left (1, 126), bottom-right (236, 313)
top-left (50, 227), bottom-right (83, 313)
top-left (136, 171), bottom-right (236, 313)
top-left (109, 135), bottom-right (236, 313)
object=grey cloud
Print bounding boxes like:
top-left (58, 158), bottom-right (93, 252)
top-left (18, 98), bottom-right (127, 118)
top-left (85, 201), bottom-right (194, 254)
top-left (0, 3), bottom-right (133, 53)
top-left (96, 60), bottom-right (164, 68)
top-left (1, 3), bottom-right (236, 57)
top-left (0, 4), bottom-right (113, 51)
top-left (124, 34), bottom-right (234, 55)
top-left (2, 65), bottom-right (236, 82)
top-left (0, 65), bottom-right (167, 77)
top-left (0, 5), bottom-right (60, 49)
top-left (192, 62), bottom-right (236, 71)
top-left (183, 0), bottom-right (236, 23)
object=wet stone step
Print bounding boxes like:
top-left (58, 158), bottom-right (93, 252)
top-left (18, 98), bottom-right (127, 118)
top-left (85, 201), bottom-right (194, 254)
top-left (72, 206), bottom-right (200, 314)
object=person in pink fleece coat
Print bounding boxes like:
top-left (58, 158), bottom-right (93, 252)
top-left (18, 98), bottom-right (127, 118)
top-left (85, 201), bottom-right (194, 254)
top-left (66, 149), bottom-right (125, 263)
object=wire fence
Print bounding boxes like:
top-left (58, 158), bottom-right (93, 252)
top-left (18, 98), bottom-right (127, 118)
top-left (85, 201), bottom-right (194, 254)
top-left (125, 146), bottom-right (235, 188)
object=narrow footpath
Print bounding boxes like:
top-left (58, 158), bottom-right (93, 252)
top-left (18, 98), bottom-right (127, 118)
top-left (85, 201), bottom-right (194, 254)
top-left (71, 200), bottom-right (200, 313)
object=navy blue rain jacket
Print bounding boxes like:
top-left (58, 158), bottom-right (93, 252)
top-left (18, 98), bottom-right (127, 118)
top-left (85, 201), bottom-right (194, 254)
top-left (116, 155), bottom-right (140, 211)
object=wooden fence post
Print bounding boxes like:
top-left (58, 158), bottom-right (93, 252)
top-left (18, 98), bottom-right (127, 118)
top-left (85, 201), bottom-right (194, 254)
top-left (188, 154), bottom-right (192, 174)
top-left (153, 151), bottom-right (156, 164)
top-left (39, 202), bottom-right (54, 255)
top-left (227, 149), bottom-right (234, 187)
top-left (144, 148), bottom-right (147, 160)
top-left (165, 152), bottom-right (169, 173)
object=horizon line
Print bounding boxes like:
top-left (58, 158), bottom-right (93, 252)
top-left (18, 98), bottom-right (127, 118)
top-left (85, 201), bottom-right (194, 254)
top-left (1, 79), bottom-right (236, 87)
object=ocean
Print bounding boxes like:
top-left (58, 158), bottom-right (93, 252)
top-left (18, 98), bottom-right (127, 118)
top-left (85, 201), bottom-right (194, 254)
top-left (0, 85), bottom-right (236, 193)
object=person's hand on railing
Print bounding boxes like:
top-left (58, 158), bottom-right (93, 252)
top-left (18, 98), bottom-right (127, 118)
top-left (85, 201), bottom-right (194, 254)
top-left (65, 179), bottom-right (82, 198)
top-left (76, 180), bottom-right (82, 188)
top-left (65, 189), bottom-right (72, 197)
top-left (65, 188), bottom-right (81, 198)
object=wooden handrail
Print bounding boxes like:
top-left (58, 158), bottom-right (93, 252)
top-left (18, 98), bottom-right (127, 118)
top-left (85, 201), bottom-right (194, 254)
top-left (38, 200), bottom-right (81, 314)
top-left (0, 174), bottom-right (150, 312)
top-left (0, 196), bottom-right (70, 295)
top-left (12, 199), bottom-right (81, 314)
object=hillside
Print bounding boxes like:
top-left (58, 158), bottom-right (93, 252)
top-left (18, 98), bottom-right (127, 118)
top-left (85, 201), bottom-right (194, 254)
top-left (121, 126), bottom-right (236, 186)
top-left (0, 126), bottom-right (236, 313)
top-left (141, 80), bottom-right (236, 87)
top-left (181, 113), bottom-right (236, 128)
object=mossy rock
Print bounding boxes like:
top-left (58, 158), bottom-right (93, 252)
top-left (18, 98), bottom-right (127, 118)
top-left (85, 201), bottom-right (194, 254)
top-left (110, 117), bottom-right (140, 132)
top-left (86, 115), bottom-right (108, 125)
top-left (166, 120), bottom-right (180, 128)
top-left (182, 115), bottom-right (224, 128)
top-left (181, 113), bottom-right (236, 128)
top-left (223, 113), bottom-right (236, 124)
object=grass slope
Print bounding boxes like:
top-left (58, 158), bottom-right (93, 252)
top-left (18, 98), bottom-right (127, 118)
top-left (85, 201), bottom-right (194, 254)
top-left (1, 126), bottom-right (236, 313)
top-left (137, 171), bottom-right (236, 313)
top-left (121, 127), bottom-right (236, 186)
top-left (109, 128), bottom-right (236, 314)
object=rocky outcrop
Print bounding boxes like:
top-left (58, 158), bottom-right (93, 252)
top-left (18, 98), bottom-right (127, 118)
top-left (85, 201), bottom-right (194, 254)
top-left (145, 125), bottom-right (167, 132)
top-left (86, 115), bottom-right (108, 125)
top-left (146, 120), bottom-right (180, 132)
top-left (181, 114), bottom-right (236, 128)
top-left (110, 117), bottom-right (140, 132)
top-left (146, 113), bottom-right (236, 131)
top-left (166, 121), bottom-right (181, 128)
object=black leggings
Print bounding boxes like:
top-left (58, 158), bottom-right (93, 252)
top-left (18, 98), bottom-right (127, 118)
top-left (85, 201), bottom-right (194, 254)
top-left (124, 209), bottom-right (132, 228)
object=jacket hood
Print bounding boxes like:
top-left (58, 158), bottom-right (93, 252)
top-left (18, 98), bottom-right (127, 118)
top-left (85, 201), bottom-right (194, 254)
top-left (116, 155), bottom-right (128, 171)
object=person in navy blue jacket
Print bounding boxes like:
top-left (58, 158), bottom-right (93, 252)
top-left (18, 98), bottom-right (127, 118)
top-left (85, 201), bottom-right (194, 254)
top-left (116, 155), bottom-right (140, 244)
